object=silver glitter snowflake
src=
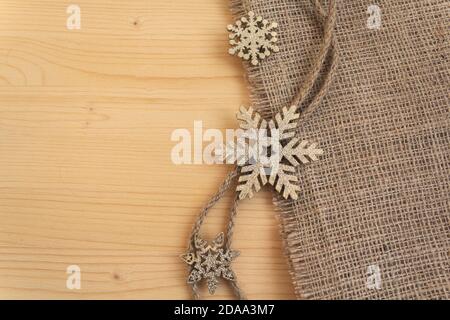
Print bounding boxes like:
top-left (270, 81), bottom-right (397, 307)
top-left (180, 232), bottom-right (239, 294)
top-left (227, 11), bottom-right (279, 66)
top-left (224, 106), bottom-right (324, 200)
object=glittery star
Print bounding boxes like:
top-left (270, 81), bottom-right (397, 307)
top-left (180, 232), bottom-right (239, 294)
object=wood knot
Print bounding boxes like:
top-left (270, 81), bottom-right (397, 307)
top-left (112, 272), bottom-right (121, 281)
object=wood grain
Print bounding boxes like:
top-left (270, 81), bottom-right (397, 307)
top-left (0, 0), bottom-right (295, 299)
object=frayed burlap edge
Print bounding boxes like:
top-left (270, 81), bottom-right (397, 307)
top-left (272, 194), bottom-right (311, 299)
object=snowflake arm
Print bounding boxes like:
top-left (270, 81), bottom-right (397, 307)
top-left (236, 162), bottom-right (268, 200)
top-left (237, 106), bottom-right (267, 130)
top-left (282, 138), bottom-right (324, 166)
top-left (268, 164), bottom-right (301, 200)
top-left (269, 105), bottom-right (299, 140)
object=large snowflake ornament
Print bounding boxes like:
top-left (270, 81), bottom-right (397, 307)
top-left (227, 11), bottom-right (279, 66)
top-left (180, 232), bottom-right (239, 295)
top-left (229, 105), bottom-right (324, 200)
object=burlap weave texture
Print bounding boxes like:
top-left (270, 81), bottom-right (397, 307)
top-left (230, 0), bottom-right (449, 299)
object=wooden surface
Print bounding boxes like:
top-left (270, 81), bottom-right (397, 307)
top-left (0, 0), bottom-right (295, 299)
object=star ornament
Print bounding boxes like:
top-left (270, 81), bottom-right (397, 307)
top-left (227, 11), bottom-right (279, 65)
top-left (227, 105), bottom-right (324, 200)
top-left (180, 232), bottom-right (240, 295)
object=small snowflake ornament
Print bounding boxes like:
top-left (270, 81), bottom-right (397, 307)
top-left (227, 11), bottom-right (279, 66)
top-left (229, 106), bottom-right (324, 200)
top-left (180, 232), bottom-right (239, 294)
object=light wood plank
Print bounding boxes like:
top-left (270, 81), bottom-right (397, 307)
top-left (0, 0), bottom-right (295, 299)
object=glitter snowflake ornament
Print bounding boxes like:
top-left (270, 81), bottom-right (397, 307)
top-left (229, 106), bottom-right (324, 200)
top-left (227, 11), bottom-right (279, 66)
top-left (180, 232), bottom-right (239, 295)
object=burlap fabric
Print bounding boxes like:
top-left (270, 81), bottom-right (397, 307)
top-left (230, 0), bottom-right (449, 299)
